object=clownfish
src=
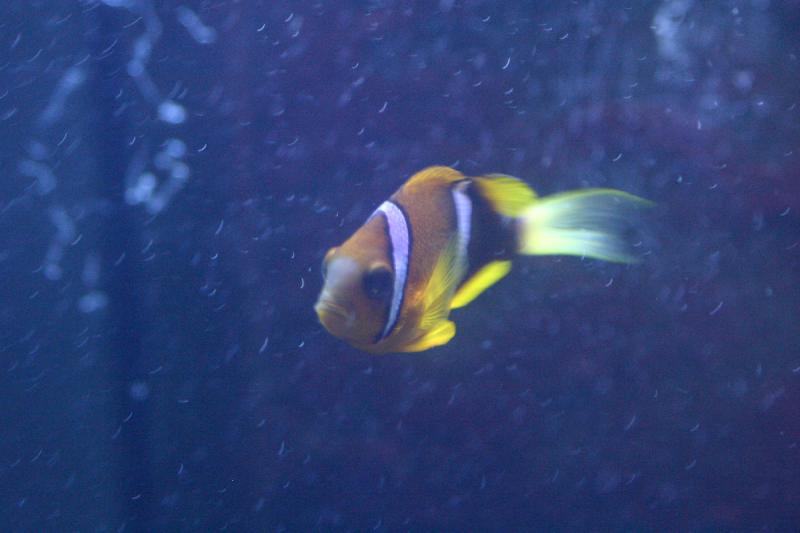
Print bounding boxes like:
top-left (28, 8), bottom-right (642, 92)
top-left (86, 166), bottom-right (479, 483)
top-left (315, 166), bottom-right (651, 354)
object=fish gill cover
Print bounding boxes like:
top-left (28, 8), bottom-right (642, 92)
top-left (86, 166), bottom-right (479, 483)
top-left (0, 0), bottom-right (798, 530)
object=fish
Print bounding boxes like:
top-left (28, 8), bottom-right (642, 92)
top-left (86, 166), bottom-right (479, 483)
top-left (314, 165), bottom-right (651, 354)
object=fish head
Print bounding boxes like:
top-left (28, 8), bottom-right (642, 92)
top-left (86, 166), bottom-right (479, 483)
top-left (314, 217), bottom-right (394, 348)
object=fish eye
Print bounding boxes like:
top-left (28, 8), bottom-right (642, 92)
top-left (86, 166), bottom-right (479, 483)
top-left (362, 266), bottom-right (392, 300)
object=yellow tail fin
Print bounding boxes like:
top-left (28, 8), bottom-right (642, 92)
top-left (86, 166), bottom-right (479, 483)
top-left (519, 189), bottom-right (652, 263)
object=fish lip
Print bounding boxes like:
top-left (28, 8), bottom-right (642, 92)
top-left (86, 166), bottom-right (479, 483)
top-left (314, 299), bottom-right (355, 328)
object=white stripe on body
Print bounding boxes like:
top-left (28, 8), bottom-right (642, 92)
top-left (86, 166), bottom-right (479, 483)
top-left (369, 201), bottom-right (410, 341)
top-left (451, 182), bottom-right (472, 275)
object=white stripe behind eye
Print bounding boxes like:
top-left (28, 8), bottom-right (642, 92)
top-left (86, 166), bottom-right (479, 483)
top-left (452, 182), bottom-right (472, 273)
top-left (370, 201), bottom-right (409, 341)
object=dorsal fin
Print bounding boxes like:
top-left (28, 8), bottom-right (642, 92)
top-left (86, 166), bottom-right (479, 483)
top-left (474, 174), bottom-right (537, 217)
top-left (403, 166), bottom-right (465, 192)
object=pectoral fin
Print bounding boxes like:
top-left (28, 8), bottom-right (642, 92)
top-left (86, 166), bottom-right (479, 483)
top-left (399, 237), bottom-right (463, 352)
top-left (450, 260), bottom-right (512, 309)
top-left (402, 320), bottom-right (456, 352)
top-left (417, 236), bottom-right (464, 331)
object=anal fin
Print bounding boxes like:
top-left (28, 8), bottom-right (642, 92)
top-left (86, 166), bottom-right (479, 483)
top-left (450, 260), bottom-right (512, 309)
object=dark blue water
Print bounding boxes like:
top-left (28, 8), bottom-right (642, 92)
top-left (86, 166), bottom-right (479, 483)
top-left (2, 1), bottom-right (799, 530)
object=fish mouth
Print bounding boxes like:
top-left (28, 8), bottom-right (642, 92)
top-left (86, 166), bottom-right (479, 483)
top-left (314, 298), bottom-right (356, 334)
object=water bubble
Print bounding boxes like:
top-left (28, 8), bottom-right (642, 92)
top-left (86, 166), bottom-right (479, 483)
top-left (164, 138), bottom-right (187, 159)
top-left (129, 381), bottom-right (150, 401)
top-left (158, 100), bottom-right (187, 124)
top-left (125, 172), bottom-right (157, 205)
top-left (171, 162), bottom-right (190, 181)
top-left (78, 291), bottom-right (108, 313)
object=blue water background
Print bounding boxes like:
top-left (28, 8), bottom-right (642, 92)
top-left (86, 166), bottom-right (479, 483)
top-left (2, 1), bottom-right (799, 530)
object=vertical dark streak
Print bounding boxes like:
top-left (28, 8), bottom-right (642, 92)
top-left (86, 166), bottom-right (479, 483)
top-left (82, 5), bottom-right (154, 528)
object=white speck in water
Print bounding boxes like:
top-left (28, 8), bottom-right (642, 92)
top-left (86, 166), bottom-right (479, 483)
top-left (709, 301), bottom-right (724, 315)
top-left (30, 448), bottom-right (43, 463)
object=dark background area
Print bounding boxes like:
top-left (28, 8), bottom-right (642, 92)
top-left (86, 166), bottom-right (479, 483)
top-left (2, 0), bottom-right (799, 530)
